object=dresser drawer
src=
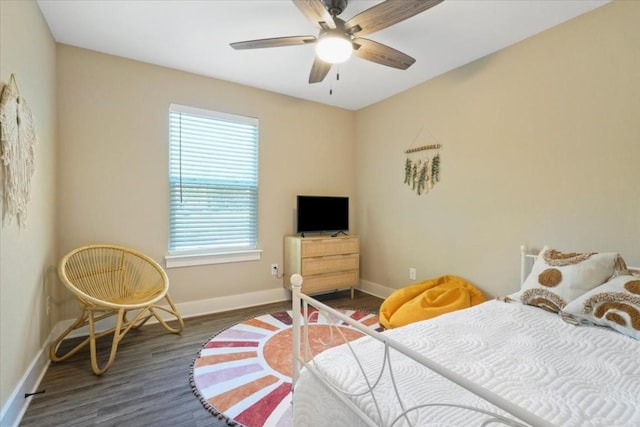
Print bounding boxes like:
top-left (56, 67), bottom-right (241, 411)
top-left (301, 270), bottom-right (359, 294)
top-left (300, 238), bottom-right (359, 258)
top-left (301, 254), bottom-right (359, 275)
top-left (283, 235), bottom-right (360, 297)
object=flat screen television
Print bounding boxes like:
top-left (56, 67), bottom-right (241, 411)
top-left (296, 195), bottom-right (349, 235)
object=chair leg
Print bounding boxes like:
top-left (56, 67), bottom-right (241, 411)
top-left (52, 296), bottom-right (182, 375)
top-left (89, 307), bottom-right (126, 375)
top-left (50, 308), bottom-right (91, 362)
top-left (152, 293), bottom-right (184, 333)
top-left (129, 309), bottom-right (154, 330)
top-left (132, 294), bottom-right (184, 333)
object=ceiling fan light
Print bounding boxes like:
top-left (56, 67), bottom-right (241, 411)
top-left (315, 34), bottom-right (352, 64)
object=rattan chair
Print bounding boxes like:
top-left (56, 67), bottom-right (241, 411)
top-left (50, 244), bottom-right (184, 375)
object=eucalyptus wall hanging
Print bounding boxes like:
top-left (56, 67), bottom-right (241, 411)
top-left (403, 126), bottom-right (442, 195)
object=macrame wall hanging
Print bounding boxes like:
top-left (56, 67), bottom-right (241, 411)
top-left (0, 74), bottom-right (37, 227)
top-left (403, 126), bottom-right (442, 196)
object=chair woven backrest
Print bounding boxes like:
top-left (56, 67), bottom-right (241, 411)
top-left (59, 245), bottom-right (169, 310)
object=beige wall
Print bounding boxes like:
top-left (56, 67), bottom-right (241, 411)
top-left (2, 0), bottom-right (638, 413)
top-left (0, 0), bottom-right (57, 409)
top-left (56, 45), bottom-right (356, 317)
top-left (355, 0), bottom-right (640, 297)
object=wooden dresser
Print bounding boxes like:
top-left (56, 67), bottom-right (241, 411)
top-left (283, 235), bottom-right (360, 298)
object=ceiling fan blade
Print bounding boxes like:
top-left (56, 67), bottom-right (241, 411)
top-left (345, 0), bottom-right (443, 37)
top-left (230, 35), bottom-right (316, 50)
top-left (292, 0), bottom-right (336, 30)
top-left (308, 57), bottom-right (332, 83)
top-left (352, 38), bottom-right (415, 70)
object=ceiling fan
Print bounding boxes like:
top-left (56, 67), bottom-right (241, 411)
top-left (230, 0), bottom-right (443, 84)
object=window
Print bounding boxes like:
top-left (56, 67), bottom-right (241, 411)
top-left (166, 104), bottom-right (260, 268)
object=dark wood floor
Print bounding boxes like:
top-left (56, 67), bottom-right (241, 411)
top-left (20, 290), bottom-right (383, 427)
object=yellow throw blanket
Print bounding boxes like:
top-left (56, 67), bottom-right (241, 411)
top-left (380, 275), bottom-right (486, 329)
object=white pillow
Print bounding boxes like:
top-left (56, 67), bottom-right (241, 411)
top-left (562, 274), bottom-right (640, 340)
top-left (517, 246), bottom-right (620, 312)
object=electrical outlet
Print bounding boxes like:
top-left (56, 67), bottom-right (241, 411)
top-left (271, 264), bottom-right (279, 276)
top-left (409, 268), bottom-right (416, 280)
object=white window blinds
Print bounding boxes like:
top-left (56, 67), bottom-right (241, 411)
top-left (169, 104), bottom-right (258, 254)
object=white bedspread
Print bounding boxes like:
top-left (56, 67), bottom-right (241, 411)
top-left (293, 300), bottom-right (640, 427)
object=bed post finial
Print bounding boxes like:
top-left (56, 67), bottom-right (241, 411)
top-left (291, 273), bottom-right (303, 289)
top-left (520, 245), bottom-right (528, 285)
top-left (291, 274), bottom-right (303, 387)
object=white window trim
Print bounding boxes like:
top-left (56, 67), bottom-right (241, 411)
top-left (170, 103), bottom-right (258, 126)
top-left (167, 103), bottom-right (260, 265)
top-left (165, 249), bottom-right (262, 269)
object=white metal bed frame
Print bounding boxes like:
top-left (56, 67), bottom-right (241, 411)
top-left (289, 246), bottom-right (555, 427)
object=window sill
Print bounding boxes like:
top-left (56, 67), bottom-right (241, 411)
top-left (165, 249), bottom-right (262, 269)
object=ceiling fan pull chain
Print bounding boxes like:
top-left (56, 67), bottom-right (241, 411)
top-left (330, 67), bottom-right (340, 95)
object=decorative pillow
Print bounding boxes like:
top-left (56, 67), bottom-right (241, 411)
top-left (562, 274), bottom-right (640, 340)
top-left (517, 246), bottom-right (620, 313)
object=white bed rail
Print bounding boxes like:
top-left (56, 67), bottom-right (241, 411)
top-left (291, 245), bottom-right (557, 427)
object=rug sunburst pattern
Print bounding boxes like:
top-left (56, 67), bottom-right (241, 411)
top-left (190, 307), bottom-right (381, 427)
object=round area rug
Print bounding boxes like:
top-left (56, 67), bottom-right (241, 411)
top-left (190, 307), bottom-right (381, 427)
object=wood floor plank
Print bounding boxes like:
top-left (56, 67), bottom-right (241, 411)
top-left (19, 290), bottom-right (383, 426)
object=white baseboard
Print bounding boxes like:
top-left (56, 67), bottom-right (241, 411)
top-left (52, 286), bottom-right (292, 340)
top-left (0, 333), bottom-right (53, 427)
top-left (358, 279), bottom-right (395, 299)
top-left (176, 287), bottom-right (291, 319)
top-left (1, 283), bottom-right (394, 427)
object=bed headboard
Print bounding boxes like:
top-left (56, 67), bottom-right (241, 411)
top-left (519, 245), bottom-right (538, 285)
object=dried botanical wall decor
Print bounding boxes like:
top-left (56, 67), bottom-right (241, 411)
top-left (403, 126), bottom-right (442, 195)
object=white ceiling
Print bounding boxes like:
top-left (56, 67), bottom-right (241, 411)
top-left (37, 0), bottom-right (609, 111)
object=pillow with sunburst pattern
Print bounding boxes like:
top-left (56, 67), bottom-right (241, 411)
top-left (516, 246), bottom-right (621, 313)
top-left (562, 273), bottom-right (640, 340)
